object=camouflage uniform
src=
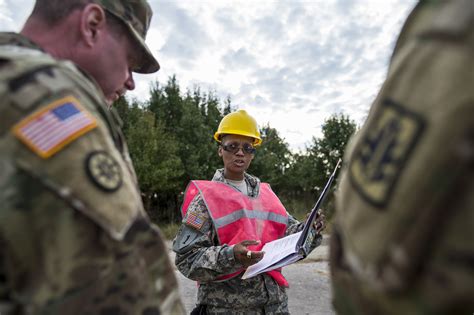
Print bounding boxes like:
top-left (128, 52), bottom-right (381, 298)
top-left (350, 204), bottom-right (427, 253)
top-left (0, 31), bottom-right (184, 315)
top-left (173, 169), bottom-right (322, 315)
top-left (330, 0), bottom-right (474, 314)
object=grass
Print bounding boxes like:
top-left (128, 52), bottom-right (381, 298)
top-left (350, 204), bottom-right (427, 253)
top-left (158, 222), bottom-right (181, 240)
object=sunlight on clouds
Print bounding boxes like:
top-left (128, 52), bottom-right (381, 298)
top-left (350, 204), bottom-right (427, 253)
top-left (246, 105), bottom-right (326, 152)
top-left (3, 0), bottom-right (418, 151)
top-left (1, 0), bottom-right (34, 31)
top-left (0, 0), bottom-right (15, 30)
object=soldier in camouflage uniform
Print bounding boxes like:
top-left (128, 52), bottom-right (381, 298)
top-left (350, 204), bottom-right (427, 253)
top-left (173, 110), bottom-right (326, 315)
top-left (330, 0), bottom-right (473, 314)
top-left (0, 0), bottom-right (184, 314)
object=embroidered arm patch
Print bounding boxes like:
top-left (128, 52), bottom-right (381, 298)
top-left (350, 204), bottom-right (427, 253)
top-left (12, 95), bottom-right (97, 158)
top-left (185, 210), bottom-right (206, 230)
top-left (85, 151), bottom-right (122, 192)
top-left (349, 99), bottom-right (426, 207)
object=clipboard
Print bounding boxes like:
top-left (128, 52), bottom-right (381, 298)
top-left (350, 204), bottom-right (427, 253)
top-left (242, 159), bottom-right (342, 280)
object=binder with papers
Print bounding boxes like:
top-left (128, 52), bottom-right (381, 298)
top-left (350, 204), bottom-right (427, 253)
top-left (242, 159), bottom-right (341, 280)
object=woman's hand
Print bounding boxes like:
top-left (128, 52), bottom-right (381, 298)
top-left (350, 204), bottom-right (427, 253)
top-left (306, 209), bottom-right (326, 235)
top-left (233, 240), bottom-right (264, 267)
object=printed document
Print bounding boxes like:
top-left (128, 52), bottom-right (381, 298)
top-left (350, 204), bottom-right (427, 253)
top-left (242, 231), bottom-right (303, 279)
top-left (241, 159), bottom-right (341, 280)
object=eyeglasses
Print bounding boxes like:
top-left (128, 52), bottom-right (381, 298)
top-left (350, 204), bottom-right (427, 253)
top-left (222, 142), bottom-right (256, 155)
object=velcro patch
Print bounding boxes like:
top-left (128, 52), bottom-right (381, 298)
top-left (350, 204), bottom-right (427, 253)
top-left (185, 210), bottom-right (206, 230)
top-left (349, 99), bottom-right (425, 208)
top-left (85, 151), bottom-right (122, 192)
top-left (12, 96), bottom-right (97, 158)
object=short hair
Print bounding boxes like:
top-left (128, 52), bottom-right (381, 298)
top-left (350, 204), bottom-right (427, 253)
top-left (31, 0), bottom-right (126, 37)
top-left (31, 0), bottom-right (92, 25)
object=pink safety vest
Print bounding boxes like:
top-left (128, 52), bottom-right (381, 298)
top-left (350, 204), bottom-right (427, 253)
top-left (182, 180), bottom-right (290, 287)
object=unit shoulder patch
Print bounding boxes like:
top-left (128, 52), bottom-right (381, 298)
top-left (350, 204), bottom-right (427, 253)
top-left (349, 99), bottom-right (426, 208)
top-left (12, 95), bottom-right (97, 158)
top-left (85, 151), bottom-right (122, 192)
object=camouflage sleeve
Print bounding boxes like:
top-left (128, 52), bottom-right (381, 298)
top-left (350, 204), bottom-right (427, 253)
top-left (0, 172), bottom-right (184, 315)
top-left (0, 58), bottom-right (184, 314)
top-left (330, 2), bottom-right (474, 313)
top-left (285, 213), bottom-right (302, 235)
top-left (0, 234), bottom-right (12, 314)
top-left (173, 194), bottom-right (244, 282)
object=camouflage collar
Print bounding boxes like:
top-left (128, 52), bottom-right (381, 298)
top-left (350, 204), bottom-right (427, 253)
top-left (211, 168), bottom-right (260, 197)
top-left (0, 32), bottom-right (43, 51)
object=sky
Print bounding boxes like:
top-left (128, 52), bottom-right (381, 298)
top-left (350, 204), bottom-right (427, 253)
top-left (1, 0), bottom-right (417, 152)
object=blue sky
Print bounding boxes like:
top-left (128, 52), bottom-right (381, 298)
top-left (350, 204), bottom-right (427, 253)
top-left (1, 0), bottom-right (417, 151)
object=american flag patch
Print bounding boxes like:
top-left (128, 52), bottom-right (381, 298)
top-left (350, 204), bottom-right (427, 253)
top-left (12, 96), bottom-right (97, 158)
top-left (185, 211), bottom-right (206, 230)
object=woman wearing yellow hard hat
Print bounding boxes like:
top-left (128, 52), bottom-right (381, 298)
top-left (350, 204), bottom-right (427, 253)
top-left (213, 109), bottom-right (262, 146)
top-left (173, 110), bottom-right (326, 314)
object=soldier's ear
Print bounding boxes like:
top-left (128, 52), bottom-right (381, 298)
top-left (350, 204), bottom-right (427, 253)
top-left (80, 4), bottom-right (107, 46)
top-left (218, 146), bottom-right (223, 157)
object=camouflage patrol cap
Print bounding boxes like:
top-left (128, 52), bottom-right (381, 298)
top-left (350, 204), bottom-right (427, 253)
top-left (94, 0), bottom-right (160, 73)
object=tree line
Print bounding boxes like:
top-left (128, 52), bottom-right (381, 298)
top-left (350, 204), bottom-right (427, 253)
top-left (115, 75), bottom-right (357, 224)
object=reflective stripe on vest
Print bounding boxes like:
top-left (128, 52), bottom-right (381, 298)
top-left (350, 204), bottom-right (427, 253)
top-left (182, 180), bottom-right (290, 287)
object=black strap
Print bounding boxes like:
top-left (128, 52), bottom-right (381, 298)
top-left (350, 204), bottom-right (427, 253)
top-left (190, 304), bottom-right (207, 315)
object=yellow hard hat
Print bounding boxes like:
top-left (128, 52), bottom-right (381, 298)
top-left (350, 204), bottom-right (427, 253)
top-left (214, 110), bottom-right (262, 146)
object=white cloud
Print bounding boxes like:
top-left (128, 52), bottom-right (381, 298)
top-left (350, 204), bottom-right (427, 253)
top-left (0, 0), bottom-right (15, 30)
top-left (0, 0), bottom-right (33, 30)
top-left (2, 0), bottom-right (417, 151)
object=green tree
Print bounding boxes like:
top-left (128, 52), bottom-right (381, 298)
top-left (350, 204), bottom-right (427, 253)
top-left (148, 76), bottom-right (184, 134)
top-left (144, 78), bottom-right (230, 222)
top-left (116, 75), bottom-right (357, 226)
top-left (176, 90), bottom-right (220, 182)
top-left (307, 114), bottom-right (357, 219)
top-left (286, 153), bottom-right (314, 194)
top-left (250, 125), bottom-right (292, 195)
top-left (203, 91), bottom-right (224, 133)
top-left (223, 96), bottom-right (234, 115)
top-left (115, 97), bottom-right (184, 223)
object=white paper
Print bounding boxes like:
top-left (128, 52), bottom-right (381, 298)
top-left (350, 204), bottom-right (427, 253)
top-left (241, 231), bottom-right (303, 279)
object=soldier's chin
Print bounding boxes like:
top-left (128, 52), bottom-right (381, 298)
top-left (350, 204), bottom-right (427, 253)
top-left (105, 97), bottom-right (115, 108)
